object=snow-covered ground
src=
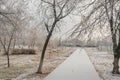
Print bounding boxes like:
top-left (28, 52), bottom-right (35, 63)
top-left (85, 48), bottom-right (120, 80)
top-left (1, 47), bottom-right (120, 80)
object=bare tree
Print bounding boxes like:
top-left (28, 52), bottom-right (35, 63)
top-left (105, 0), bottom-right (120, 74)
top-left (37, 0), bottom-right (79, 73)
top-left (0, 0), bottom-right (21, 67)
top-left (72, 0), bottom-right (120, 74)
top-left (0, 22), bottom-right (17, 67)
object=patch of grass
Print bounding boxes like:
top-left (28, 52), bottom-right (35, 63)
top-left (26, 73), bottom-right (41, 79)
top-left (26, 72), bottom-right (49, 79)
top-left (0, 66), bottom-right (26, 80)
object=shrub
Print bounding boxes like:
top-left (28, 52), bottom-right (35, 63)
top-left (11, 49), bottom-right (36, 55)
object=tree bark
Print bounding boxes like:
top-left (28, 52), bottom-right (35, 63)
top-left (37, 31), bottom-right (52, 73)
top-left (37, 21), bottom-right (56, 74)
top-left (112, 31), bottom-right (120, 74)
top-left (6, 52), bottom-right (10, 67)
top-left (111, 37), bottom-right (120, 74)
top-left (112, 54), bottom-right (120, 74)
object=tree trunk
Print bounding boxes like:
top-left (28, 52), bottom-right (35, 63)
top-left (6, 52), bottom-right (10, 67)
top-left (108, 9), bottom-right (120, 74)
top-left (6, 28), bottom-right (15, 67)
top-left (112, 43), bottom-right (120, 74)
top-left (37, 20), bottom-right (57, 74)
top-left (112, 54), bottom-right (120, 74)
top-left (37, 32), bottom-right (52, 74)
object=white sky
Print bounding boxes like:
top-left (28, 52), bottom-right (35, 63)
top-left (56, 14), bottom-right (81, 39)
top-left (25, 0), bottom-right (82, 39)
top-left (24, 0), bottom-right (110, 40)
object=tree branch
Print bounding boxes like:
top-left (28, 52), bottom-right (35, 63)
top-left (44, 22), bottom-right (50, 33)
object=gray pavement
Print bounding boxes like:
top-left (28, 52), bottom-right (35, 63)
top-left (44, 49), bottom-right (101, 80)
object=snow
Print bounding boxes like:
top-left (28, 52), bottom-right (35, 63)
top-left (1, 47), bottom-right (120, 80)
top-left (85, 48), bottom-right (120, 80)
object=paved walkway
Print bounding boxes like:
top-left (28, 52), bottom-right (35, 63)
top-left (44, 49), bottom-right (100, 80)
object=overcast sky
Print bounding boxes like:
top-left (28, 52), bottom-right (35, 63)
top-left (15, 0), bottom-right (109, 40)
top-left (24, 0), bottom-right (82, 39)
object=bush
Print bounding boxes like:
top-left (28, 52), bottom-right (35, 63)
top-left (11, 49), bottom-right (36, 55)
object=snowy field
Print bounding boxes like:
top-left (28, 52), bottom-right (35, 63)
top-left (0, 47), bottom-right (120, 80)
top-left (85, 48), bottom-right (120, 80)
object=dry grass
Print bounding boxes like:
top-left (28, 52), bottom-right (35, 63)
top-left (0, 66), bottom-right (26, 80)
top-left (0, 47), bottom-right (75, 80)
top-left (25, 47), bottom-right (75, 80)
